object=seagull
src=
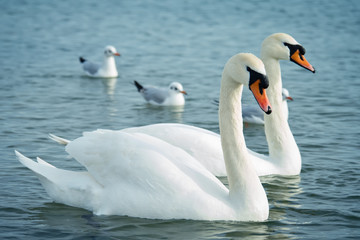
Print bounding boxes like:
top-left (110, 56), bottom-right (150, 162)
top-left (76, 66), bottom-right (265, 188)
top-left (79, 45), bottom-right (120, 78)
top-left (134, 81), bottom-right (187, 106)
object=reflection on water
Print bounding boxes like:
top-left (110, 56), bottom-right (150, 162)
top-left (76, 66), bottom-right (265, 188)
top-left (134, 104), bottom-right (185, 124)
top-left (219, 175), bottom-right (302, 223)
top-left (262, 175), bottom-right (302, 221)
top-left (101, 78), bottom-right (117, 97)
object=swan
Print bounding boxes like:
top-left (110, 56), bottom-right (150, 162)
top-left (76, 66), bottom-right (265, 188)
top-left (80, 45), bottom-right (120, 78)
top-left (134, 80), bottom-right (187, 106)
top-left (122, 33), bottom-right (315, 176)
top-left (16, 53), bottom-right (272, 221)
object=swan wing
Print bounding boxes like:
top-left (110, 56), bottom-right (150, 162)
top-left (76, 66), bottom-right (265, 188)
top-left (123, 124), bottom-right (280, 176)
top-left (64, 129), bottom-right (231, 219)
top-left (123, 124), bottom-right (226, 176)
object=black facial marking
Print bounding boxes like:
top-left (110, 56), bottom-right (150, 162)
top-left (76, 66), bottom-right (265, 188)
top-left (284, 42), bottom-right (315, 72)
top-left (284, 42), bottom-right (306, 56)
top-left (247, 67), bottom-right (269, 94)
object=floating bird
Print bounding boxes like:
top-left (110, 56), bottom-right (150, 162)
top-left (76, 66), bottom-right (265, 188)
top-left (134, 80), bottom-right (187, 106)
top-left (80, 45), bottom-right (120, 78)
top-left (16, 53), bottom-right (271, 221)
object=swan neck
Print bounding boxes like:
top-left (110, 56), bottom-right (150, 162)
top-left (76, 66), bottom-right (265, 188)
top-left (218, 71), bottom-right (260, 196)
top-left (263, 57), bottom-right (283, 113)
top-left (262, 57), bottom-right (301, 172)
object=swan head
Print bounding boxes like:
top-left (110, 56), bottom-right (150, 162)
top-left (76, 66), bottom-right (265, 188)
top-left (104, 45), bottom-right (121, 57)
top-left (168, 82), bottom-right (187, 95)
top-left (261, 33), bottom-right (315, 73)
top-left (225, 53), bottom-right (272, 114)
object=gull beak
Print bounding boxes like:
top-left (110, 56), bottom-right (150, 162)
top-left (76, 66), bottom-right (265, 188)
top-left (180, 90), bottom-right (187, 95)
top-left (249, 79), bottom-right (272, 114)
top-left (290, 50), bottom-right (315, 73)
top-left (114, 52), bottom-right (121, 56)
top-left (286, 96), bottom-right (293, 101)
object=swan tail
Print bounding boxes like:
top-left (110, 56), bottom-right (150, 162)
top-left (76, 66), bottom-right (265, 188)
top-left (134, 80), bottom-right (144, 92)
top-left (15, 150), bottom-right (100, 211)
top-left (15, 150), bottom-right (53, 174)
top-left (49, 134), bottom-right (70, 145)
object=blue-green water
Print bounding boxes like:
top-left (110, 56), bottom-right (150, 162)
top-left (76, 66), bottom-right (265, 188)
top-left (1, 0), bottom-right (360, 239)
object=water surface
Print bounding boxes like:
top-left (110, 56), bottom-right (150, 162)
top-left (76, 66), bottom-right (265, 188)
top-left (1, 0), bottom-right (360, 239)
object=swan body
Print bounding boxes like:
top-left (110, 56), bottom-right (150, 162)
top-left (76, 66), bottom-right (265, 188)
top-left (134, 81), bottom-right (187, 106)
top-left (16, 53), bottom-right (271, 221)
top-left (15, 133), bottom-right (233, 220)
top-left (80, 45), bottom-right (120, 78)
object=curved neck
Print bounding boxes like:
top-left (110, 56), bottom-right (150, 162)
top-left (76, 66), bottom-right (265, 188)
top-left (261, 56), bottom-right (301, 172)
top-left (262, 57), bottom-right (284, 116)
top-left (218, 71), bottom-right (264, 200)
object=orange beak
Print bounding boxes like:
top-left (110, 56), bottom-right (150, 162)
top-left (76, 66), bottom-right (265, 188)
top-left (180, 90), bottom-right (187, 95)
top-left (114, 52), bottom-right (121, 56)
top-left (290, 50), bottom-right (315, 73)
top-left (249, 79), bottom-right (272, 114)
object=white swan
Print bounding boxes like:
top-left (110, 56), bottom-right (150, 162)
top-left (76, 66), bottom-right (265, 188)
top-left (80, 45), bottom-right (120, 78)
top-left (134, 81), bottom-right (187, 106)
top-left (16, 53), bottom-right (271, 221)
top-left (123, 33), bottom-right (315, 176)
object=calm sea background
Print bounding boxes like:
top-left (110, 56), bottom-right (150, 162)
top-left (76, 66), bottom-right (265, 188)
top-left (1, 0), bottom-right (360, 239)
